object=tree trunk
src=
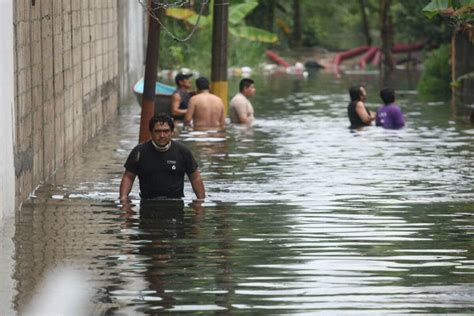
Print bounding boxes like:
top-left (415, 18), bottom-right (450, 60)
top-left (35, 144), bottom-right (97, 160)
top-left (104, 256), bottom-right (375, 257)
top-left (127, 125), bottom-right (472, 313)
top-left (292, 0), bottom-right (302, 48)
top-left (359, 0), bottom-right (372, 46)
top-left (380, 0), bottom-right (395, 85)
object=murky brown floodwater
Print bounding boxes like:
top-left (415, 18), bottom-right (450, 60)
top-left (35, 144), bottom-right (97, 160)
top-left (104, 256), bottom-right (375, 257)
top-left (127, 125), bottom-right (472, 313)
top-left (3, 70), bottom-right (474, 314)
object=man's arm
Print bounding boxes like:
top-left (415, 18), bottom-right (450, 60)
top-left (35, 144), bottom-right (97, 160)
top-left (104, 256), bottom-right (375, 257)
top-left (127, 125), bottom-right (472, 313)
top-left (233, 101), bottom-right (251, 124)
top-left (119, 170), bottom-right (137, 202)
top-left (188, 169), bottom-right (205, 199)
top-left (184, 98), bottom-right (196, 126)
top-left (171, 93), bottom-right (187, 117)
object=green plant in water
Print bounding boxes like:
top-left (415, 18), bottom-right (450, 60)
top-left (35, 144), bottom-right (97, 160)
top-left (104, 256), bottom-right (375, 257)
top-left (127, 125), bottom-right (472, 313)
top-left (417, 44), bottom-right (452, 99)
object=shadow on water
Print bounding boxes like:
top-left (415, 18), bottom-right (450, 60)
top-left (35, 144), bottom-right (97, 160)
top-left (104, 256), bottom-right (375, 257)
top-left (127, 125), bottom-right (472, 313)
top-left (7, 70), bottom-right (474, 314)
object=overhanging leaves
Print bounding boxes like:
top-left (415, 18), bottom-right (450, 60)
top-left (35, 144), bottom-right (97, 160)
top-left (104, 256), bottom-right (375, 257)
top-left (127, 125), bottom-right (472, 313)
top-left (229, 26), bottom-right (278, 43)
top-left (229, 1), bottom-right (259, 25)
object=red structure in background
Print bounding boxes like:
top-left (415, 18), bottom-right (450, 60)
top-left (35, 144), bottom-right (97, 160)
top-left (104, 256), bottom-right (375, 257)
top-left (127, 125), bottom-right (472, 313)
top-left (358, 47), bottom-right (379, 69)
top-left (333, 46), bottom-right (370, 68)
top-left (333, 42), bottom-right (427, 72)
top-left (266, 50), bottom-right (291, 68)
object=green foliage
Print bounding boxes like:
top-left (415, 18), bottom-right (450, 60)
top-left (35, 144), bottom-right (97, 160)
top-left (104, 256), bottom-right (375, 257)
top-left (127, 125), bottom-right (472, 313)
top-left (157, 0), bottom-right (275, 72)
top-left (230, 25), bottom-right (277, 43)
top-left (158, 19), bottom-right (266, 73)
top-left (395, 0), bottom-right (452, 43)
top-left (174, 0), bottom-right (277, 43)
top-left (417, 44), bottom-right (452, 99)
top-left (298, 0), bottom-right (369, 49)
top-left (422, 0), bottom-right (474, 19)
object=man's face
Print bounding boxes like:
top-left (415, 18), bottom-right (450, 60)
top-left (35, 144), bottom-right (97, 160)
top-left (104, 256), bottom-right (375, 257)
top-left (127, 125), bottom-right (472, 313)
top-left (243, 84), bottom-right (256, 98)
top-left (179, 78), bottom-right (192, 90)
top-left (151, 122), bottom-right (172, 146)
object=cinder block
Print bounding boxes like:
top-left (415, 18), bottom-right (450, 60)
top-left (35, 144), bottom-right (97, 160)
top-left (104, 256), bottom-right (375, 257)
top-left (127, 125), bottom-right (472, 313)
top-left (73, 81), bottom-right (83, 103)
top-left (43, 121), bottom-right (56, 175)
top-left (63, 32), bottom-right (72, 52)
top-left (82, 42), bottom-right (90, 61)
top-left (63, 13), bottom-right (72, 33)
top-left (43, 78), bottom-right (54, 102)
top-left (18, 91), bottom-right (32, 119)
top-left (53, 15), bottom-right (62, 35)
top-left (84, 26), bottom-right (92, 44)
top-left (41, 18), bottom-right (52, 40)
top-left (63, 68), bottom-right (73, 88)
top-left (54, 116), bottom-right (65, 168)
top-left (72, 11), bottom-right (81, 30)
top-left (32, 146), bottom-right (44, 186)
top-left (54, 74), bottom-right (64, 99)
top-left (31, 85), bottom-right (42, 106)
top-left (52, 0), bottom-right (62, 17)
top-left (72, 0), bottom-right (80, 11)
top-left (62, 0), bottom-right (71, 12)
top-left (40, 0), bottom-right (52, 18)
top-left (72, 46), bottom-right (81, 66)
top-left (18, 46), bottom-right (31, 71)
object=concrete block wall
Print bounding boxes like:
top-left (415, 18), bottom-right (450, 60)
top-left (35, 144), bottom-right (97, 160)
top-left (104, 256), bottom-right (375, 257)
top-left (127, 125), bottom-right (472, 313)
top-left (13, 0), bottom-right (120, 206)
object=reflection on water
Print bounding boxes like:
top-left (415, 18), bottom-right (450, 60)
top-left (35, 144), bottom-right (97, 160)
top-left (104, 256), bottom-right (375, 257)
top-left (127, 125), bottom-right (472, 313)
top-left (6, 71), bottom-right (474, 314)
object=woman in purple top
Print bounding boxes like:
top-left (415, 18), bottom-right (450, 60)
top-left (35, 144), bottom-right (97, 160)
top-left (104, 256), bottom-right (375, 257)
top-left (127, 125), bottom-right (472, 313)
top-left (376, 87), bottom-right (405, 129)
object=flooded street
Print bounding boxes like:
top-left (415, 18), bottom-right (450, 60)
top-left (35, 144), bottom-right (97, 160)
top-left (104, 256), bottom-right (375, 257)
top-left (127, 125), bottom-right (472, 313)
top-left (3, 71), bottom-right (474, 314)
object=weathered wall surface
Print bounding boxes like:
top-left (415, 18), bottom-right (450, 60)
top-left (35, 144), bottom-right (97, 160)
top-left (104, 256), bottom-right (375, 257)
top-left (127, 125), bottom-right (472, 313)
top-left (13, 0), bottom-right (120, 206)
top-left (0, 0), bottom-right (15, 221)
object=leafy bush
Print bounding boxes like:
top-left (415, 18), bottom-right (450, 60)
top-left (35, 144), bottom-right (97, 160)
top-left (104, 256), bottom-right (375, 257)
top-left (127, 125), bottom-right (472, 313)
top-left (417, 44), bottom-right (452, 99)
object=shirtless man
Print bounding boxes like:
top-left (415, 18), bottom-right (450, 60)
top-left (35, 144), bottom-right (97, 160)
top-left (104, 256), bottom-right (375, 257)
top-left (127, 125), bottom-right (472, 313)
top-left (229, 78), bottom-right (256, 124)
top-left (184, 77), bottom-right (225, 128)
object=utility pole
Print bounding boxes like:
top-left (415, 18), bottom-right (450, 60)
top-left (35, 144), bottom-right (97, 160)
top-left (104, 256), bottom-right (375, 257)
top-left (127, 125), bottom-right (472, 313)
top-left (139, 0), bottom-right (162, 143)
top-left (211, 0), bottom-right (229, 115)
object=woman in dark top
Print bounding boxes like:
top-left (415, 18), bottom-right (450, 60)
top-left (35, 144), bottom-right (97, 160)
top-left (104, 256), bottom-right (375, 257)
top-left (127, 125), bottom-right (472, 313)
top-left (347, 85), bottom-right (375, 129)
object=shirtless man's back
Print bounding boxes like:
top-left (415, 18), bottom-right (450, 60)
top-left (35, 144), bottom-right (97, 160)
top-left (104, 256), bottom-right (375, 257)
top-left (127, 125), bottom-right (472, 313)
top-left (184, 77), bottom-right (225, 128)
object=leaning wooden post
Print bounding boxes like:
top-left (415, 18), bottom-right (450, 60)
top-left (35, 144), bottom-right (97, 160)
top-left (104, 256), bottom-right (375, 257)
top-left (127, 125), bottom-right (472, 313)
top-left (211, 0), bottom-right (229, 115)
top-left (139, 0), bottom-right (162, 143)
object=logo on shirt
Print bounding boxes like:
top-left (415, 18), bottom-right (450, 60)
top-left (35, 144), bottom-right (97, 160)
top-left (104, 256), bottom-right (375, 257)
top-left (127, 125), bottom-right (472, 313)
top-left (167, 160), bottom-right (177, 170)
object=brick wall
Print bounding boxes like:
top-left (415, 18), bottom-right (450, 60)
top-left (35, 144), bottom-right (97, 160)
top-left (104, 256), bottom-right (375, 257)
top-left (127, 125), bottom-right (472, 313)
top-left (13, 0), bottom-right (120, 205)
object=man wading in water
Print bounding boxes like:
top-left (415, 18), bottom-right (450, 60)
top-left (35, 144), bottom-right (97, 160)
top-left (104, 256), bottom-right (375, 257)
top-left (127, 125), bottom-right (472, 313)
top-left (119, 114), bottom-right (205, 202)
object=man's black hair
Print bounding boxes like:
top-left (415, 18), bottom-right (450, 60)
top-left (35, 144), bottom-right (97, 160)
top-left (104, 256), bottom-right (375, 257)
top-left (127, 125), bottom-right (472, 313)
top-left (239, 78), bottom-right (254, 92)
top-left (349, 85), bottom-right (363, 102)
top-left (195, 77), bottom-right (210, 90)
top-left (149, 114), bottom-right (175, 132)
top-left (380, 87), bottom-right (395, 104)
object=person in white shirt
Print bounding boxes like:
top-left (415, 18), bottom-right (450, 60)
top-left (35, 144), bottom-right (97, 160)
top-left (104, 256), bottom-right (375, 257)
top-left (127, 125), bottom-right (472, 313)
top-left (229, 78), bottom-right (256, 124)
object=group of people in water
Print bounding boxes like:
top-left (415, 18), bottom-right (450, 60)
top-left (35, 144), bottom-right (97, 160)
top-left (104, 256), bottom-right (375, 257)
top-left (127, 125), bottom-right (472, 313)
top-left (170, 72), bottom-right (256, 128)
top-left (347, 85), bottom-right (405, 130)
top-left (119, 74), bottom-right (406, 203)
top-left (119, 73), bottom-right (257, 203)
